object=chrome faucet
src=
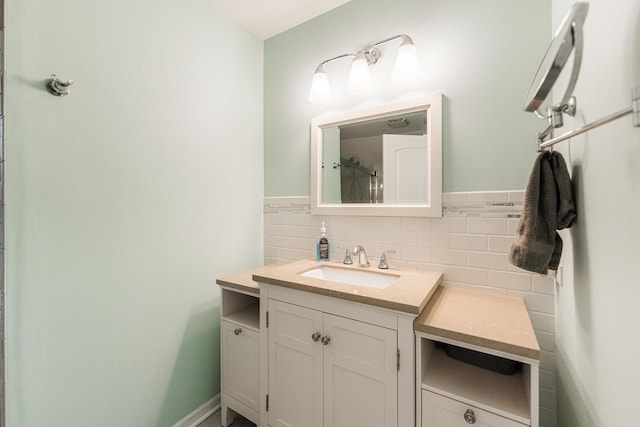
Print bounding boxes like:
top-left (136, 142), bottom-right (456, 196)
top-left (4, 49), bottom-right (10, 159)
top-left (351, 245), bottom-right (370, 267)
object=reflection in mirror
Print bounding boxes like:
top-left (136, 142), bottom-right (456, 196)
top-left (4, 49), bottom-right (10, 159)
top-left (311, 94), bottom-right (442, 217)
top-left (322, 110), bottom-right (427, 204)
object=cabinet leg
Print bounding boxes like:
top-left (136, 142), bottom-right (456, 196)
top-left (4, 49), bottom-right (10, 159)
top-left (221, 403), bottom-right (235, 427)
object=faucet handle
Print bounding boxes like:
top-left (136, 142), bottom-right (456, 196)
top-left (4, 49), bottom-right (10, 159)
top-left (337, 245), bottom-right (353, 265)
top-left (378, 250), bottom-right (397, 269)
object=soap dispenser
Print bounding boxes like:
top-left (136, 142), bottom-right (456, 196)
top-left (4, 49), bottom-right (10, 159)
top-left (316, 222), bottom-right (330, 262)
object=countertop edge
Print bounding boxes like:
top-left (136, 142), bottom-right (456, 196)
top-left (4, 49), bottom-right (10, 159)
top-left (215, 278), bottom-right (260, 295)
top-left (416, 274), bottom-right (444, 314)
top-left (415, 324), bottom-right (540, 360)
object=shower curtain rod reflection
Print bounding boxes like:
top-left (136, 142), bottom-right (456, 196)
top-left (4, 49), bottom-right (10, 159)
top-left (334, 156), bottom-right (377, 177)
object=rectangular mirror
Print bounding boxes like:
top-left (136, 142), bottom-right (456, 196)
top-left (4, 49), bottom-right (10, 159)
top-left (311, 93), bottom-right (442, 217)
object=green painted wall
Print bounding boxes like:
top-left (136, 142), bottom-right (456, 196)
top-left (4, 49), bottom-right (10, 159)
top-left (264, 0), bottom-right (551, 195)
top-left (5, 0), bottom-right (263, 425)
top-left (551, 1), bottom-right (640, 426)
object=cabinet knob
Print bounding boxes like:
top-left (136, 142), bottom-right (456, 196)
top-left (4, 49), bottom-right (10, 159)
top-left (464, 409), bottom-right (476, 424)
top-left (321, 335), bottom-right (331, 345)
top-left (233, 328), bottom-right (242, 336)
top-left (312, 332), bottom-right (322, 342)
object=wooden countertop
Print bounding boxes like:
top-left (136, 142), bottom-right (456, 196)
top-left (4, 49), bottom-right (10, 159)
top-left (414, 286), bottom-right (540, 360)
top-left (252, 259), bottom-right (443, 315)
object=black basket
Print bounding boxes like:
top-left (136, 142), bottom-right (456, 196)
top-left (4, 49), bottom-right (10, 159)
top-left (444, 344), bottom-right (518, 375)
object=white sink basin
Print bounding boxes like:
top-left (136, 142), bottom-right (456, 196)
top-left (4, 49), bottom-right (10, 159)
top-left (300, 266), bottom-right (397, 289)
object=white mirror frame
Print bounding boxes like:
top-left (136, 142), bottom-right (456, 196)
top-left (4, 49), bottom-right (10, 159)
top-left (310, 93), bottom-right (442, 217)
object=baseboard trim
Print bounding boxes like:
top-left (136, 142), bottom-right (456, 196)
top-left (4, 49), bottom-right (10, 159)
top-left (171, 394), bottom-right (220, 427)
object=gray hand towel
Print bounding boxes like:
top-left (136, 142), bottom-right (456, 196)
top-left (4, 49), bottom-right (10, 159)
top-left (509, 151), bottom-right (576, 274)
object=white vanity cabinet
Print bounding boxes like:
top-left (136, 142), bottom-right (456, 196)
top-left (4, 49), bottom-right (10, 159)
top-left (415, 287), bottom-right (540, 427)
top-left (218, 284), bottom-right (261, 427)
top-left (259, 282), bottom-right (423, 427)
top-left (221, 320), bottom-right (259, 412)
top-left (219, 261), bottom-right (538, 427)
top-left (267, 298), bottom-right (398, 427)
top-left (219, 259), bottom-right (443, 427)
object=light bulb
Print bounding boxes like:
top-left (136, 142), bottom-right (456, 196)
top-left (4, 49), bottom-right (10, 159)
top-left (308, 68), bottom-right (333, 104)
top-left (347, 52), bottom-right (372, 94)
top-left (391, 40), bottom-right (421, 83)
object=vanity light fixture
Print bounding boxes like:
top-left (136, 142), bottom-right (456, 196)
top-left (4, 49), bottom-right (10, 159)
top-left (347, 50), bottom-right (373, 94)
top-left (308, 53), bottom-right (354, 105)
top-left (391, 36), bottom-right (421, 82)
top-left (308, 34), bottom-right (421, 104)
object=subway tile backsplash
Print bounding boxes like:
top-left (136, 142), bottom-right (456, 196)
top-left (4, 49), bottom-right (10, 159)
top-left (264, 190), bottom-right (558, 427)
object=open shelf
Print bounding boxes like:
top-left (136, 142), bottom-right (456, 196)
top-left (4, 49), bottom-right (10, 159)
top-left (224, 302), bottom-right (260, 330)
top-left (221, 289), bottom-right (260, 331)
top-left (421, 341), bottom-right (531, 425)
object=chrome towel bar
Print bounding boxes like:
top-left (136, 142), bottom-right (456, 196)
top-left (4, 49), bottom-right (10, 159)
top-left (536, 86), bottom-right (640, 151)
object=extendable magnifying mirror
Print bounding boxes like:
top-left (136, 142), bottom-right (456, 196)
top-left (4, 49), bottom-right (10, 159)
top-left (523, 2), bottom-right (589, 118)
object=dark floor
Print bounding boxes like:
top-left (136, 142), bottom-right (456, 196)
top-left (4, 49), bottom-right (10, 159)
top-left (197, 409), bottom-right (256, 427)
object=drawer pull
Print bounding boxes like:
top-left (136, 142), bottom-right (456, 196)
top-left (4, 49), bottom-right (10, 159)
top-left (312, 332), bottom-right (322, 342)
top-left (321, 335), bottom-right (331, 345)
top-left (233, 328), bottom-right (242, 335)
top-left (464, 409), bottom-right (476, 424)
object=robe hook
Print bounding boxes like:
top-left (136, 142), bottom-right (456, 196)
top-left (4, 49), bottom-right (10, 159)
top-left (46, 74), bottom-right (74, 97)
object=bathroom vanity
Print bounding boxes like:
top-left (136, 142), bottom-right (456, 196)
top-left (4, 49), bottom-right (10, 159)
top-left (216, 260), bottom-right (539, 427)
top-left (415, 286), bottom-right (540, 427)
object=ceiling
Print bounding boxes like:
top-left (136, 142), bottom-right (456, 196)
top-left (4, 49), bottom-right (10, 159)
top-left (210, 0), bottom-right (353, 40)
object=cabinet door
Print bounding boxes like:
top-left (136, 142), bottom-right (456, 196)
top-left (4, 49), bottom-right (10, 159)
top-left (221, 320), bottom-right (260, 410)
top-left (422, 391), bottom-right (527, 427)
top-left (323, 314), bottom-right (398, 427)
top-left (268, 300), bottom-right (324, 427)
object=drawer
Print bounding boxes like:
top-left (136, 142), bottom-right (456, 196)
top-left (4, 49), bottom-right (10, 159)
top-left (422, 390), bottom-right (528, 427)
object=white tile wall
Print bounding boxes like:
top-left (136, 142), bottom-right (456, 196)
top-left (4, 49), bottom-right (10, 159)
top-left (264, 191), bottom-right (558, 427)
